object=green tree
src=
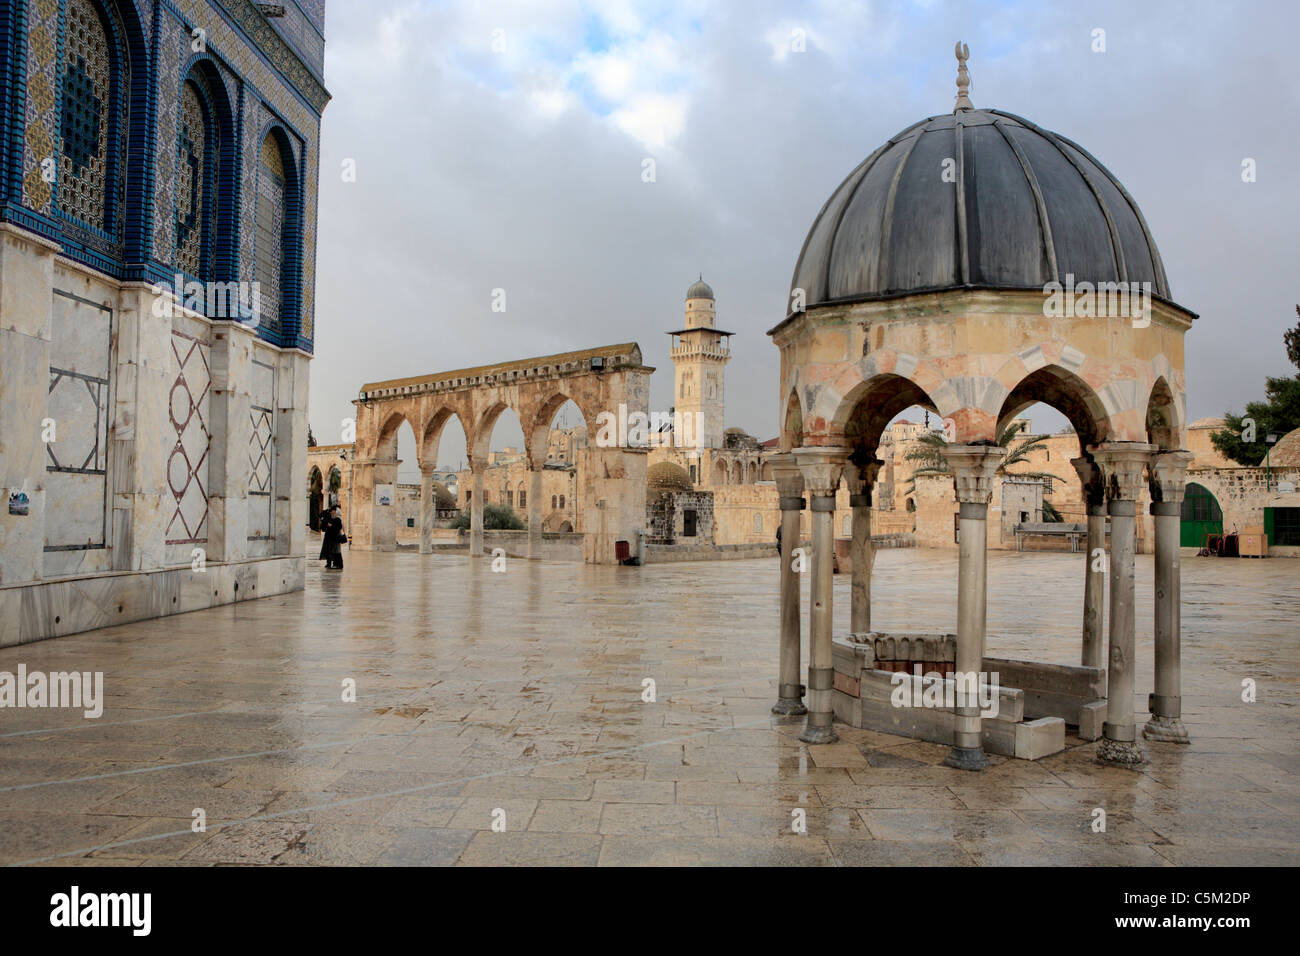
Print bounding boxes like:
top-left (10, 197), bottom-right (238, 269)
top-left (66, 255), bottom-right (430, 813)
top-left (451, 503), bottom-right (526, 531)
top-left (902, 419), bottom-right (1056, 495)
top-left (1211, 306), bottom-right (1300, 466)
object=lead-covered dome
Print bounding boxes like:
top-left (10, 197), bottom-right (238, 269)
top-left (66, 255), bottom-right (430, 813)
top-left (789, 109), bottom-right (1171, 315)
top-left (686, 276), bottom-right (715, 300)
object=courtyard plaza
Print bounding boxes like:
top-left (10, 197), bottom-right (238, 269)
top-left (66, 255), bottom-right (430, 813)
top-left (0, 548), bottom-right (1296, 867)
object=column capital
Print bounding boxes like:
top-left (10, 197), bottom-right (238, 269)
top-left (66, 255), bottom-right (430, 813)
top-left (793, 446), bottom-right (848, 497)
top-left (419, 463), bottom-right (436, 477)
top-left (1149, 449), bottom-right (1196, 505)
top-left (946, 443), bottom-right (1005, 505)
top-left (843, 457), bottom-right (884, 496)
top-left (1070, 455), bottom-right (1106, 508)
top-left (1088, 442), bottom-right (1157, 502)
top-left (767, 451), bottom-right (805, 498)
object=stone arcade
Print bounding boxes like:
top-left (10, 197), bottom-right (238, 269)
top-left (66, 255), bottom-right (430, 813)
top-left (768, 47), bottom-right (1197, 769)
top-left (350, 344), bottom-right (652, 564)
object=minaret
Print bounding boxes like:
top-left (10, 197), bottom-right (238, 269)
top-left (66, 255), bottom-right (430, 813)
top-left (668, 276), bottom-right (733, 450)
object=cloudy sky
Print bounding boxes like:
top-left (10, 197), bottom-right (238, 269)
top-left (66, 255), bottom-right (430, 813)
top-left (310, 0), bottom-right (1300, 476)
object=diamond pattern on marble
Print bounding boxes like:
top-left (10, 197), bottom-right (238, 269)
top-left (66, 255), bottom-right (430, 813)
top-left (249, 406), bottom-right (273, 494)
top-left (165, 332), bottom-right (211, 545)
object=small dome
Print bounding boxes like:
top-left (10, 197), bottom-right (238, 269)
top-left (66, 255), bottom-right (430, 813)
top-left (647, 461), bottom-right (693, 493)
top-left (686, 276), bottom-right (714, 301)
top-left (1188, 417), bottom-right (1225, 429)
top-left (1271, 427), bottom-right (1300, 468)
top-left (790, 109), bottom-right (1172, 315)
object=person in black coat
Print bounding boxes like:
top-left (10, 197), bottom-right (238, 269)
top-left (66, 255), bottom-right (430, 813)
top-left (329, 512), bottom-right (345, 570)
top-left (319, 507), bottom-right (334, 566)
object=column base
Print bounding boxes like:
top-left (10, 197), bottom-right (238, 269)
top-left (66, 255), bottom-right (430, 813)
top-left (798, 720), bottom-right (838, 745)
top-left (1142, 715), bottom-right (1190, 744)
top-left (771, 697), bottom-right (807, 717)
top-left (943, 746), bottom-right (988, 772)
top-left (1095, 736), bottom-right (1147, 768)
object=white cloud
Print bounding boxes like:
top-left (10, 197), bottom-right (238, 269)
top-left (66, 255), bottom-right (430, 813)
top-left (610, 91), bottom-right (689, 149)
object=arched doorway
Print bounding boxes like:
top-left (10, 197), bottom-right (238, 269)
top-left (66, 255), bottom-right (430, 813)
top-left (308, 467), bottom-right (323, 530)
top-left (1181, 482), bottom-right (1223, 547)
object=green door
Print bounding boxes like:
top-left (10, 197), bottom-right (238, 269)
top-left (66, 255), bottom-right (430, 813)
top-left (1180, 482), bottom-right (1223, 547)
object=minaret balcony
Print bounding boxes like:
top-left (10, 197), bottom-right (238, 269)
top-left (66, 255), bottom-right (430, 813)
top-left (671, 344), bottom-right (731, 360)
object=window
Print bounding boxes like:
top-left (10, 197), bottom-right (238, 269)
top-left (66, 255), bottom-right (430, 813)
top-left (406, 518), bottom-right (415, 528)
top-left (689, 464), bottom-right (697, 483)
top-left (559, 495), bottom-right (565, 509)
top-left (518, 490), bottom-right (526, 509)
top-left (58, 0), bottom-right (129, 247)
top-left (176, 79), bottom-right (216, 279)
top-left (1181, 484), bottom-right (1222, 523)
top-left (551, 495), bottom-right (558, 509)
top-left (683, 509), bottom-right (697, 537)
top-left (255, 133), bottom-right (290, 330)
top-left (1269, 508), bottom-right (1300, 546)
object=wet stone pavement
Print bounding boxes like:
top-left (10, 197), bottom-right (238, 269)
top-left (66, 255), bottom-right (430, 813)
top-left (1, 547), bottom-right (1297, 866)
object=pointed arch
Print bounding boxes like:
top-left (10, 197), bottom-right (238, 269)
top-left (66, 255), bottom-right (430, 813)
top-left (253, 124), bottom-right (303, 341)
top-left (175, 56), bottom-right (236, 285)
top-left (1145, 376), bottom-right (1180, 451)
top-left (997, 365), bottom-right (1112, 453)
top-left (838, 373), bottom-right (941, 459)
top-left (782, 390), bottom-right (804, 451)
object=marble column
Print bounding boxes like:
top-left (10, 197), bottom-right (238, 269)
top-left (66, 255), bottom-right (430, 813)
top-left (1091, 442), bottom-right (1157, 767)
top-left (1071, 456), bottom-right (1107, 668)
top-left (943, 444), bottom-right (1005, 771)
top-left (1145, 449), bottom-right (1196, 744)
top-left (844, 458), bottom-right (883, 637)
top-left (419, 466), bottom-right (434, 554)
top-left (769, 453), bottom-right (806, 716)
top-left (527, 466), bottom-right (543, 560)
top-left (470, 468), bottom-right (485, 558)
top-left (794, 447), bottom-right (846, 744)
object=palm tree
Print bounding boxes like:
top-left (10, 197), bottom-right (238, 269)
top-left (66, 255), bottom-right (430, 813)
top-left (901, 420), bottom-right (1056, 496)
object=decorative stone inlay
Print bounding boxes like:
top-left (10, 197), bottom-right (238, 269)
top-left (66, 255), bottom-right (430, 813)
top-left (166, 332), bottom-right (212, 545)
top-left (946, 444), bottom-right (1005, 505)
top-left (249, 407), bottom-right (273, 493)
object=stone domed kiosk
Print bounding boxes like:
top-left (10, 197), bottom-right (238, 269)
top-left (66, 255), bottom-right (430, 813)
top-left (767, 45), bottom-right (1198, 769)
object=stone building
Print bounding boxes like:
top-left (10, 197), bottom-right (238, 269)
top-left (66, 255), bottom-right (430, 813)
top-left (645, 461), bottom-right (714, 544)
top-left (2, 0), bottom-right (328, 645)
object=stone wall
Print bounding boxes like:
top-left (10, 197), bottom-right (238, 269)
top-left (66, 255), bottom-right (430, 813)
top-left (1188, 466), bottom-right (1300, 540)
top-left (0, 228), bottom-right (310, 646)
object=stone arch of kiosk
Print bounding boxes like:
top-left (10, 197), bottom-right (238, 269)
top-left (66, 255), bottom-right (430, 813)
top-left (767, 46), bottom-right (1198, 771)
top-left (349, 343), bottom-right (653, 564)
